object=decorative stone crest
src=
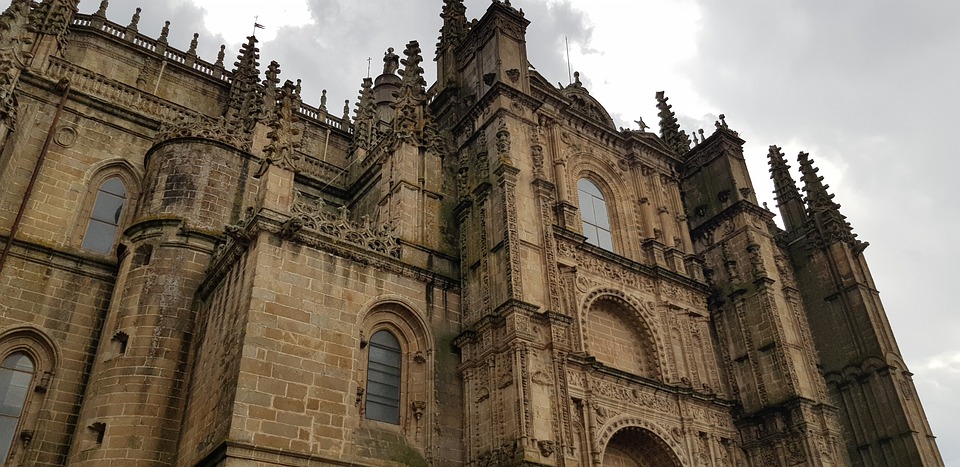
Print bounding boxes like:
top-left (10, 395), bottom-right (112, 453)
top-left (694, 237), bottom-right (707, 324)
top-left (283, 192), bottom-right (401, 259)
top-left (155, 114), bottom-right (248, 149)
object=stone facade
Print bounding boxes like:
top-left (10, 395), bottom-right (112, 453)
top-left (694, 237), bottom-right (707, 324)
top-left (0, 0), bottom-right (943, 466)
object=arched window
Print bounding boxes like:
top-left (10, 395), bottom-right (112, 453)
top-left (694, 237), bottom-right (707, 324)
top-left (81, 176), bottom-right (127, 254)
top-left (578, 179), bottom-right (613, 250)
top-left (365, 330), bottom-right (402, 424)
top-left (0, 352), bottom-right (35, 462)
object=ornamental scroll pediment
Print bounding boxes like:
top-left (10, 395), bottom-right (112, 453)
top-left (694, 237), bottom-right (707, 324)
top-left (283, 192), bottom-right (401, 259)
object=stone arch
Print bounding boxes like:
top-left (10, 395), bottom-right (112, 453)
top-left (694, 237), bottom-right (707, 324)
top-left (72, 160), bottom-right (143, 252)
top-left (356, 295), bottom-right (433, 349)
top-left (568, 152), bottom-right (635, 255)
top-left (0, 326), bottom-right (59, 464)
top-left (596, 417), bottom-right (686, 467)
top-left (0, 325), bottom-right (61, 371)
top-left (581, 288), bottom-right (662, 380)
top-left (356, 297), bottom-right (434, 447)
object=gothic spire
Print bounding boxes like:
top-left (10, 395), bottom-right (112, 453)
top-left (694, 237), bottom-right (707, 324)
top-left (393, 40), bottom-right (427, 138)
top-left (352, 77), bottom-right (376, 153)
top-left (655, 91), bottom-right (691, 155)
top-left (797, 152), bottom-right (861, 247)
top-left (767, 145), bottom-right (807, 231)
top-left (438, 0), bottom-right (468, 52)
top-left (227, 35), bottom-right (264, 138)
top-left (262, 60), bottom-right (280, 114)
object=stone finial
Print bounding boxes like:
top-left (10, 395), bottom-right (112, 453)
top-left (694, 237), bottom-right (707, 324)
top-left (226, 35), bottom-right (263, 136)
top-left (797, 151), bottom-right (859, 246)
top-left (342, 99), bottom-right (350, 122)
top-left (157, 20), bottom-right (170, 45)
top-left (186, 32), bottom-right (198, 56)
top-left (264, 60), bottom-right (280, 87)
top-left (262, 60), bottom-right (281, 114)
top-left (382, 47), bottom-right (399, 75)
top-left (213, 44), bottom-right (225, 69)
top-left (697, 128), bottom-right (706, 143)
top-left (391, 40), bottom-right (427, 137)
top-left (319, 89), bottom-right (327, 112)
top-left (439, 0), bottom-right (469, 50)
top-left (655, 90), bottom-right (691, 155)
top-left (716, 113), bottom-right (728, 129)
top-left (126, 7), bottom-right (141, 33)
top-left (351, 78), bottom-right (376, 153)
top-left (93, 0), bottom-right (108, 18)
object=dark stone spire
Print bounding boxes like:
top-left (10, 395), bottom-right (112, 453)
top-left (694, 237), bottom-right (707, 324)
top-left (768, 145), bottom-right (808, 231)
top-left (438, 0), bottom-right (468, 52)
top-left (655, 90), bottom-right (691, 155)
top-left (393, 40), bottom-right (427, 139)
top-left (227, 35), bottom-right (264, 134)
top-left (798, 151), bottom-right (862, 248)
top-left (352, 77), bottom-right (376, 153)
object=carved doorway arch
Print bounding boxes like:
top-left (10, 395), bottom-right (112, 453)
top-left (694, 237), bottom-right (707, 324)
top-left (601, 426), bottom-right (682, 467)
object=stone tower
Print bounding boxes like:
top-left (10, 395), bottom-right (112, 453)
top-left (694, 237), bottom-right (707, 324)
top-left (0, 0), bottom-right (942, 466)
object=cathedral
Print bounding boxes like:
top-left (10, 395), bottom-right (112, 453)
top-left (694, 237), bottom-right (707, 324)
top-left (0, 0), bottom-right (944, 465)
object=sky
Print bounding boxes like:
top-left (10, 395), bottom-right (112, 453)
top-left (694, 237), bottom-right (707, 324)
top-left (10, 0), bottom-right (960, 463)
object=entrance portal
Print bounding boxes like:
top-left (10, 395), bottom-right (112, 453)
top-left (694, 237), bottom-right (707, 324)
top-left (601, 427), bottom-right (682, 467)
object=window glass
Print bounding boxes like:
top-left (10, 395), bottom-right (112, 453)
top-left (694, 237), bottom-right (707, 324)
top-left (366, 330), bottom-right (401, 424)
top-left (0, 353), bottom-right (34, 462)
top-left (82, 177), bottom-right (127, 254)
top-left (578, 179), bottom-right (614, 251)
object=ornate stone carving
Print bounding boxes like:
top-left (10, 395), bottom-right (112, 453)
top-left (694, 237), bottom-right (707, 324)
top-left (155, 114), bottom-right (248, 149)
top-left (495, 115), bottom-right (511, 165)
top-left (590, 378), bottom-right (679, 415)
top-left (537, 439), bottom-right (555, 457)
top-left (256, 79), bottom-right (304, 176)
top-left (286, 193), bottom-right (401, 259)
top-left (0, 0), bottom-right (32, 125)
top-left (29, 0), bottom-right (76, 50)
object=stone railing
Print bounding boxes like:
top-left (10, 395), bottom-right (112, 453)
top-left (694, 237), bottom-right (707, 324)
top-left (294, 154), bottom-right (347, 188)
top-left (70, 14), bottom-right (231, 83)
top-left (44, 57), bottom-right (198, 123)
top-left (296, 102), bottom-right (351, 133)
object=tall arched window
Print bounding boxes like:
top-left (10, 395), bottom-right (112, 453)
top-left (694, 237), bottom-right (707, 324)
top-left (81, 176), bottom-right (127, 254)
top-left (578, 179), bottom-right (613, 250)
top-left (365, 330), bottom-right (402, 424)
top-left (0, 352), bottom-right (35, 462)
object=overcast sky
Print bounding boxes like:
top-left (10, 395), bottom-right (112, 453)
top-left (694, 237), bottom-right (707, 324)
top-left (11, 0), bottom-right (959, 462)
